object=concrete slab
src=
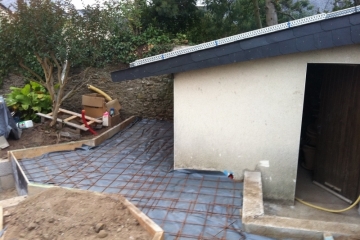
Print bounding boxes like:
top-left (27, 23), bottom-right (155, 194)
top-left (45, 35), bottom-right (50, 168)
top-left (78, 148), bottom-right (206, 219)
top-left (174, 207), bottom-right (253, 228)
top-left (242, 171), bottom-right (360, 239)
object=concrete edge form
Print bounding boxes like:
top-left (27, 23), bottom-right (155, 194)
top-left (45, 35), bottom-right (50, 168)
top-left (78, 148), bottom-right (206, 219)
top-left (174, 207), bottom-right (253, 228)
top-left (242, 171), bottom-right (360, 239)
top-left (119, 195), bottom-right (164, 240)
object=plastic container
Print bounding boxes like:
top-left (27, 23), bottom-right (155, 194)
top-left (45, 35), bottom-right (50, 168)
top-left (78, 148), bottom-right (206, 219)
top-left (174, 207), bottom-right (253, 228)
top-left (109, 108), bottom-right (115, 117)
top-left (16, 120), bottom-right (34, 129)
top-left (102, 111), bottom-right (109, 126)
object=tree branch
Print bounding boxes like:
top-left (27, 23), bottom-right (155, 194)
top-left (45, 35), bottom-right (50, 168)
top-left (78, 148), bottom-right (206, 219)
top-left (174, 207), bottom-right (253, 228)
top-left (50, 52), bottom-right (62, 69)
top-left (19, 61), bottom-right (44, 83)
top-left (277, 11), bottom-right (296, 20)
top-left (62, 60), bottom-right (71, 85)
top-left (60, 67), bottom-right (92, 103)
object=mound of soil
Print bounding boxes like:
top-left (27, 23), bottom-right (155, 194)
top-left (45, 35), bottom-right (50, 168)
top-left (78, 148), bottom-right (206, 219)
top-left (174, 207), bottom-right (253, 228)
top-left (4, 188), bottom-right (150, 240)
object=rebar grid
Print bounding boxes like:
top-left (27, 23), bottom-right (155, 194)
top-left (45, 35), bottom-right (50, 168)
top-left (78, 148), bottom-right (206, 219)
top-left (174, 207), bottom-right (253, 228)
top-left (19, 119), bottom-right (249, 239)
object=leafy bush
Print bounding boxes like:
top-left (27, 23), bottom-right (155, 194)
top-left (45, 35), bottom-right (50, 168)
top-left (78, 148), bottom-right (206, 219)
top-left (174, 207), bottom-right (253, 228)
top-left (94, 26), bottom-right (179, 67)
top-left (5, 81), bottom-right (52, 121)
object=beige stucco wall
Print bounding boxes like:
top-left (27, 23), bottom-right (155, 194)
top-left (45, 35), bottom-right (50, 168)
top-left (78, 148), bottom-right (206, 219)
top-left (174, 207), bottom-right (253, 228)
top-left (174, 44), bottom-right (360, 203)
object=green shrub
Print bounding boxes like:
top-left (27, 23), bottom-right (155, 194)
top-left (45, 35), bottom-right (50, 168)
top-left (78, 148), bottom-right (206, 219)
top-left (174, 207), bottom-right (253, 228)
top-left (5, 81), bottom-right (52, 121)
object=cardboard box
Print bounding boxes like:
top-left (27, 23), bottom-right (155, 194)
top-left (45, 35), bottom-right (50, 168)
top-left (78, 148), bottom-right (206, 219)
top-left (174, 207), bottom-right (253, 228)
top-left (82, 93), bottom-right (106, 118)
top-left (82, 93), bottom-right (121, 119)
top-left (106, 100), bottom-right (121, 127)
top-left (108, 114), bottom-right (121, 127)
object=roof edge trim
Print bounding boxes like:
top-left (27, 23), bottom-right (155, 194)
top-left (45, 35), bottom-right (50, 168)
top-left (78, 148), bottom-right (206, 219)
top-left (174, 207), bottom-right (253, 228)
top-left (130, 6), bottom-right (360, 68)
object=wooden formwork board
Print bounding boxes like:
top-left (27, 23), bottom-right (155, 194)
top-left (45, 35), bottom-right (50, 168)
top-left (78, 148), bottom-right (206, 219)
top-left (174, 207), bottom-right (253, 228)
top-left (120, 196), bottom-right (164, 240)
top-left (9, 116), bottom-right (136, 160)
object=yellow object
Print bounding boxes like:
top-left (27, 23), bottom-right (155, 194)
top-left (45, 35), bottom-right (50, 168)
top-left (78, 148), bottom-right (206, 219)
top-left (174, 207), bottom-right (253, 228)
top-left (295, 195), bottom-right (360, 213)
top-left (87, 85), bottom-right (112, 101)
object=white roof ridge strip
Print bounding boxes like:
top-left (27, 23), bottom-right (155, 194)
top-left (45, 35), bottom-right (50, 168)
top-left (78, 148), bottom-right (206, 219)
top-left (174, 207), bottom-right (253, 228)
top-left (130, 6), bottom-right (360, 68)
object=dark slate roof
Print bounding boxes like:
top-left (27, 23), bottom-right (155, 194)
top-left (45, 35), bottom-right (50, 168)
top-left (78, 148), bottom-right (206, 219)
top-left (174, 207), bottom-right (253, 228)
top-left (111, 7), bottom-right (360, 82)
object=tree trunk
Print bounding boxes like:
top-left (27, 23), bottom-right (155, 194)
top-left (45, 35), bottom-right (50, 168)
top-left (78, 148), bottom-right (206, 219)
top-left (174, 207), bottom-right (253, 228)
top-left (50, 101), bottom-right (61, 127)
top-left (49, 85), bottom-right (65, 127)
top-left (252, 0), bottom-right (262, 29)
top-left (355, 0), bottom-right (360, 6)
top-left (265, 0), bottom-right (278, 26)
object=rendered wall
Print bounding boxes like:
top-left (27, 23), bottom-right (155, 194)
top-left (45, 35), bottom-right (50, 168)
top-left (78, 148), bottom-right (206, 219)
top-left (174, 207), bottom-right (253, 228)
top-left (174, 44), bottom-right (360, 203)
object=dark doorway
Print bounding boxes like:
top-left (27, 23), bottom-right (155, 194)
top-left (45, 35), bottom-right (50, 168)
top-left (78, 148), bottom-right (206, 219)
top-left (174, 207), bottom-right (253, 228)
top-left (299, 64), bottom-right (360, 202)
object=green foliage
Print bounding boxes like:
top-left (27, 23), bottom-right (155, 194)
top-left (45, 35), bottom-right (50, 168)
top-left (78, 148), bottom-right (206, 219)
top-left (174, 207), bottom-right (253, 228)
top-left (188, 0), bottom-right (266, 42)
top-left (276, 0), bottom-right (314, 21)
top-left (95, 26), bottom-right (176, 66)
top-left (21, 53), bottom-right (45, 80)
top-left (5, 81), bottom-right (52, 121)
top-left (141, 0), bottom-right (200, 34)
top-left (187, 0), bottom-right (314, 43)
top-left (331, 0), bottom-right (355, 11)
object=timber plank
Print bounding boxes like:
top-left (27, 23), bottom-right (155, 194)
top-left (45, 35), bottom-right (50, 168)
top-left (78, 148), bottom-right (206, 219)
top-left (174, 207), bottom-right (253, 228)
top-left (63, 115), bottom-right (78, 122)
top-left (93, 116), bottom-right (136, 146)
top-left (59, 108), bottom-right (102, 123)
top-left (11, 140), bottom-right (93, 159)
top-left (120, 196), bottom-right (164, 240)
top-left (37, 113), bottom-right (89, 131)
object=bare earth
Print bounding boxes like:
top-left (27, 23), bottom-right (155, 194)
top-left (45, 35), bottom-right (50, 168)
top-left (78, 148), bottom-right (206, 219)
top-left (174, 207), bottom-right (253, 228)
top-left (1, 122), bottom-right (108, 159)
top-left (4, 187), bottom-right (150, 240)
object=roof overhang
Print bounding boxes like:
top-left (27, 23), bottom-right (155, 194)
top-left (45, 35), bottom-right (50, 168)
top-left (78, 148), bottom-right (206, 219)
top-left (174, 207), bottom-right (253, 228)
top-left (111, 7), bottom-right (360, 82)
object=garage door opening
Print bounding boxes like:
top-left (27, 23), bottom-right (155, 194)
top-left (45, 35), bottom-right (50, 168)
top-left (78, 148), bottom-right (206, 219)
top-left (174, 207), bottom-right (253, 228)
top-left (297, 63), bottom-right (360, 208)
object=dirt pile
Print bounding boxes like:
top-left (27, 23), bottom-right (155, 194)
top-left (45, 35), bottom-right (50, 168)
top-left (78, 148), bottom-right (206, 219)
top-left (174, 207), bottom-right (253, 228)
top-left (4, 187), bottom-right (150, 240)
